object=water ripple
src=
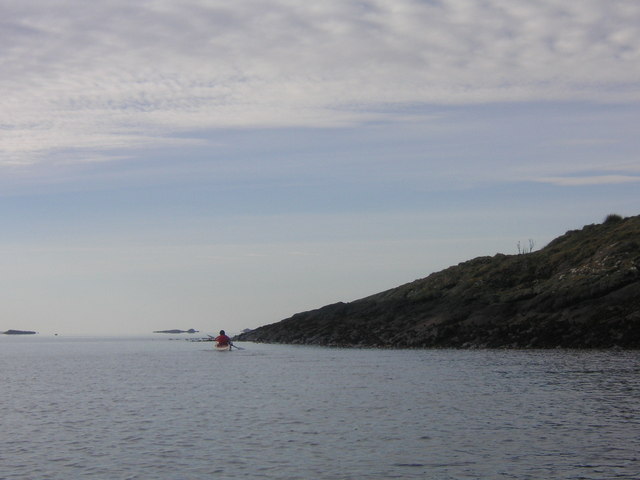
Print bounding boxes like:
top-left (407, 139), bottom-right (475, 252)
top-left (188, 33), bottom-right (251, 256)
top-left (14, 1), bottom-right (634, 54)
top-left (1, 339), bottom-right (639, 479)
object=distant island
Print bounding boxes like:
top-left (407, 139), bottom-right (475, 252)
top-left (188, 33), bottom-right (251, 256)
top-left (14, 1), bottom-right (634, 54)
top-left (153, 329), bottom-right (199, 334)
top-left (3, 330), bottom-right (37, 335)
top-left (236, 214), bottom-right (640, 349)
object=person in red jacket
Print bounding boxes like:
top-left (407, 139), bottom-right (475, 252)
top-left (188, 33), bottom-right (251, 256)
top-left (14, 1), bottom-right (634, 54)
top-left (214, 330), bottom-right (231, 347)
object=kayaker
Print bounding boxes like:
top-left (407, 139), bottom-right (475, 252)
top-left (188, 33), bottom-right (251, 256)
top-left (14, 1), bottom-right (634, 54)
top-left (214, 330), bottom-right (231, 347)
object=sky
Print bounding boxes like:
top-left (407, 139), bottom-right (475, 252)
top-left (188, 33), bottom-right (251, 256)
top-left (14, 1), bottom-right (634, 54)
top-left (1, 0), bottom-right (639, 336)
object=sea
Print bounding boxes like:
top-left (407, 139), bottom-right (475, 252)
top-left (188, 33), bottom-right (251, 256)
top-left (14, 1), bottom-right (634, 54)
top-left (1, 336), bottom-right (639, 480)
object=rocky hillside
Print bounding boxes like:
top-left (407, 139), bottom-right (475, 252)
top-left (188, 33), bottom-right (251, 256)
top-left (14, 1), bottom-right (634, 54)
top-left (237, 215), bottom-right (640, 348)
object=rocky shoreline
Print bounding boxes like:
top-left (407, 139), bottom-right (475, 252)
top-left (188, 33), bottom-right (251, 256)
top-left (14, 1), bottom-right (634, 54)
top-left (236, 215), bottom-right (640, 349)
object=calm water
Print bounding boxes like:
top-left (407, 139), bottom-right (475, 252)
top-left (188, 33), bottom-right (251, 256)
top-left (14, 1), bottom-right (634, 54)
top-left (1, 337), bottom-right (639, 480)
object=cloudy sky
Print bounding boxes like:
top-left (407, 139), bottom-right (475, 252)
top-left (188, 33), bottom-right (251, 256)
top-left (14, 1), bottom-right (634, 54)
top-left (1, 0), bottom-right (639, 335)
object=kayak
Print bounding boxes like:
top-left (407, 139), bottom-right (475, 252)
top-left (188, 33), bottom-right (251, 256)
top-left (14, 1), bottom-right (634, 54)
top-left (214, 344), bottom-right (232, 351)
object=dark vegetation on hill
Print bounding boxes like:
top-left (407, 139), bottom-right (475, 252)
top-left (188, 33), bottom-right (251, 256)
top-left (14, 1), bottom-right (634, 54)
top-left (236, 214), bottom-right (640, 349)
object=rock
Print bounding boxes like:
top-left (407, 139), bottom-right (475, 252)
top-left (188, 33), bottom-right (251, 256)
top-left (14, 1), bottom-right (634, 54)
top-left (153, 329), bottom-right (199, 334)
top-left (3, 330), bottom-right (37, 335)
top-left (236, 215), bottom-right (640, 349)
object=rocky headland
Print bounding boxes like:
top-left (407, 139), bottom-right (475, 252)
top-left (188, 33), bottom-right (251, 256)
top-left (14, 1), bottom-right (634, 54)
top-left (236, 215), bottom-right (640, 349)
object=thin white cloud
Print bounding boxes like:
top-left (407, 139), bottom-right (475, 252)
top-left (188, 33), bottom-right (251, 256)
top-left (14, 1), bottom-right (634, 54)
top-left (1, 0), bottom-right (639, 163)
top-left (534, 174), bottom-right (640, 186)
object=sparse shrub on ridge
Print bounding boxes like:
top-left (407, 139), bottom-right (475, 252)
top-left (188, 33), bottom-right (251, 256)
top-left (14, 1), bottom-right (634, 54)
top-left (604, 213), bottom-right (624, 224)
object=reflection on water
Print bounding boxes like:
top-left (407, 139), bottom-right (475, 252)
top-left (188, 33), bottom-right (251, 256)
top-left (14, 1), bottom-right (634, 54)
top-left (2, 337), bottom-right (639, 479)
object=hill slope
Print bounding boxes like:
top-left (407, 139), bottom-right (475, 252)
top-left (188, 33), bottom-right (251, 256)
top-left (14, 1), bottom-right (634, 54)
top-left (237, 215), bottom-right (640, 348)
